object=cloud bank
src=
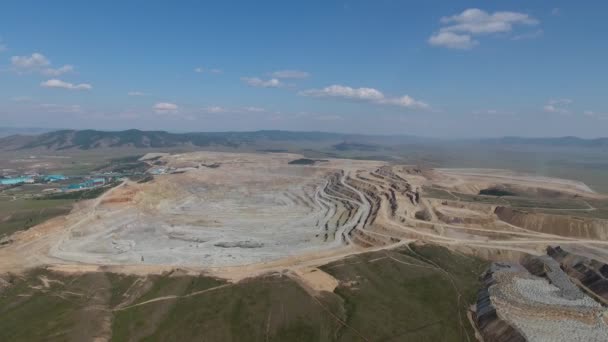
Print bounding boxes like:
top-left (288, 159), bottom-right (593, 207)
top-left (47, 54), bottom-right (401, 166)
top-left (40, 79), bottom-right (92, 90)
top-left (241, 77), bottom-right (284, 88)
top-left (429, 8), bottom-right (539, 49)
top-left (300, 85), bottom-right (428, 109)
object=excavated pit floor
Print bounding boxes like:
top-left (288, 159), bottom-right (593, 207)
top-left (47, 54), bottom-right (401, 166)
top-left (3, 150), bottom-right (608, 279)
top-left (47, 152), bottom-right (377, 267)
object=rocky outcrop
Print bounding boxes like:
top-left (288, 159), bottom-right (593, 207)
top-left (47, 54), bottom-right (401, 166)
top-left (474, 264), bottom-right (527, 342)
top-left (521, 255), bottom-right (585, 300)
top-left (415, 209), bottom-right (432, 221)
top-left (475, 259), bottom-right (608, 341)
top-left (434, 208), bottom-right (495, 226)
top-left (548, 246), bottom-right (608, 302)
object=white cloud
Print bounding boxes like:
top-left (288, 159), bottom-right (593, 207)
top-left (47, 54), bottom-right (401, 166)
top-left (41, 64), bottom-right (74, 76)
top-left (153, 102), bottom-right (179, 114)
top-left (271, 70), bottom-right (310, 79)
top-left (583, 110), bottom-right (607, 120)
top-left (380, 95), bottom-right (430, 109)
top-left (242, 106), bottom-right (265, 112)
top-left (201, 106), bottom-right (227, 114)
top-left (428, 32), bottom-right (478, 49)
top-left (241, 77), bottom-right (284, 88)
top-left (201, 106), bottom-right (267, 114)
top-left (11, 52), bottom-right (74, 75)
top-left (128, 91), bottom-right (146, 96)
top-left (440, 8), bottom-right (538, 34)
top-left (40, 79), bottom-right (92, 90)
top-left (12, 53), bottom-right (50, 69)
top-left (301, 85), bottom-right (384, 101)
top-left (429, 8), bottom-right (539, 49)
top-left (300, 84), bottom-right (428, 109)
top-left (543, 98), bottom-right (572, 114)
top-left (543, 105), bottom-right (559, 113)
top-left (194, 67), bottom-right (222, 74)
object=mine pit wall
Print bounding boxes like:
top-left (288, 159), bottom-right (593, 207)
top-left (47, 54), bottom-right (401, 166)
top-left (548, 246), bottom-right (608, 303)
top-left (474, 291), bottom-right (526, 342)
top-left (433, 199), bottom-right (495, 213)
top-left (448, 245), bottom-right (535, 264)
top-left (521, 254), bottom-right (586, 301)
top-left (347, 177), bottom-right (381, 226)
top-left (319, 171), bottom-right (360, 242)
top-left (359, 170), bottom-right (388, 186)
top-left (436, 211), bottom-right (494, 226)
top-left (343, 170), bottom-right (409, 247)
top-left (325, 171), bottom-right (358, 200)
top-left (349, 229), bottom-right (395, 247)
top-left (374, 166), bottom-right (410, 187)
top-left (432, 205), bottom-right (496, 226)
top-left (474, 268), bottom-right (527, 342)
top-left (473, 252), bottom-right (608, 342)
top-left (494, 206), bottom-right (608, 240)
top-left (317, 170), bottom-right (385, 245)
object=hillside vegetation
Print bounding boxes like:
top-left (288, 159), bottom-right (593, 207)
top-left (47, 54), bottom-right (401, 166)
top-left (0, 129), bottom-right (385, 151)
top-left (0, 245), bottom-right (487, 342)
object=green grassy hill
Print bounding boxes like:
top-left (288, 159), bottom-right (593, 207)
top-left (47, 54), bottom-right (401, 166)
top-left (0, 244), bottom-right (487, 342)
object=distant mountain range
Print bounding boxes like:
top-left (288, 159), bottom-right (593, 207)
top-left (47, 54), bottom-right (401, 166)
top-left (0, 129), bottom-right (398, 151)
top-left (479, 136), bottom-right (608, 148)
top-left (0, 129), bottom-right (606, 151)
top-left (0, 126), bottom-right (58, 138)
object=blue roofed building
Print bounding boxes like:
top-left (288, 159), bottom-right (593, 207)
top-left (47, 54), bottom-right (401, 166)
top-left (44, 174), bottom-right (68, 182)
top-left (0, 177), bottom-right (35, 185)
top-left (0, 177), bottom-right (34, 185)
top-left (63, 177), bottom-right (106, 191)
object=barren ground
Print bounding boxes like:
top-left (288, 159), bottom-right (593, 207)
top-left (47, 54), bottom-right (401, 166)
top-left (2, 150), bottom-right (608, 341)
top-left (3, 151), bottom-right (608, 275)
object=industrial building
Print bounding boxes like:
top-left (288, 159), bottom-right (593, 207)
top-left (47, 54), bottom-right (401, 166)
top-left (64, 178), bottom-right (106, 191)
top-left (0, 177), bottom-right (35, 185)
top-left (43, 174), bottom-right (68, 182)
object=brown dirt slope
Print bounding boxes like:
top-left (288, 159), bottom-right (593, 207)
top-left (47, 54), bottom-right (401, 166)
top-left (495, 206), bottom-right (608, 240)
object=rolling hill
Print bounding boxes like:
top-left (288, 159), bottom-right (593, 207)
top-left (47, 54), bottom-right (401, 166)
top-left (480, 136), bottom-right (608, 148)
top-left (0, 129), bottom-right (607, 151)
top-left (0, 129), bottom-right (348, 151)
top-left (0, 129), bottom-right (422, 151)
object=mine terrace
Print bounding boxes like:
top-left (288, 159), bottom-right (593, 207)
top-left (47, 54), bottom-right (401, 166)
top-left (2, 150), bottom-right (608, 341)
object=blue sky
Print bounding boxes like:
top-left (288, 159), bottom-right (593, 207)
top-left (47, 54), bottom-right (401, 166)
top-left (1, 1), bottom-right (607, 137)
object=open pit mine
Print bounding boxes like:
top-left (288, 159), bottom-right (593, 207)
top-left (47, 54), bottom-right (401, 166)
top-left (2, 151), bottom-right (608, 341)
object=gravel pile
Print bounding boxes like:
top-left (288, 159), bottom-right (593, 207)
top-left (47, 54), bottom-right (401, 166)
top-left (485, 262), bottom-right (608, 341)
top-left (513, 277), bottom-right (599, 308)
top-left (538, 255), bottom-right (585, 300)
top-left (507, 315), bottom-right (608, 342)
